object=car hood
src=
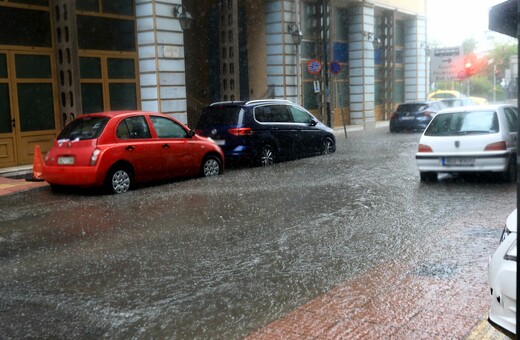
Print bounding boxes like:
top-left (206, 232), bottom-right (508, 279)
top-left (506, 209), bottom-right (517, 233)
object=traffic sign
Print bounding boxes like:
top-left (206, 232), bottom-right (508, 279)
top-left (430, 47), bottom-right (464, 82)
top-left (307, 59), bottom-right (322, 74)
top-left (330, 61), bottom-right (341, 75)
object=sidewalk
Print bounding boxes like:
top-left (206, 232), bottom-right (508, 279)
top-left (0, 165), bottom-right (48, 196)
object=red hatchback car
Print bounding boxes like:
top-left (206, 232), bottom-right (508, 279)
top-left (43, 111), bottom-right (224, 194)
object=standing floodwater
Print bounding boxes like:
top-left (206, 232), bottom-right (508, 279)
top-left (0, 128), bottom-right (514, 338)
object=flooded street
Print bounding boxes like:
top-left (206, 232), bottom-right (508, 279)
top-left (0, 128), bottom-right (516, 338)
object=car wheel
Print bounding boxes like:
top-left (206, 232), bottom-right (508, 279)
top-left (106, 167), bottom-right (132, 194)
top-left (321, 137), bottom-right (335, 155)
top-left (501, 156), bottom-right (516, 183)
top-left (201, 155), bottom-right (222, 177)
top-left (420, 172), bottom-right (437, 182)
top-left (260, 145), bottom-right (274, 166)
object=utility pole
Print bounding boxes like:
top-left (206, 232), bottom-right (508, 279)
top-left (321, 0), bottom-right (332, 127)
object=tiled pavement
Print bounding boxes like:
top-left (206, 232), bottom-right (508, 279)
top-left (0, 158), bottom-right (515, 339)
top-left (0, 175), bottom-right (48, 196)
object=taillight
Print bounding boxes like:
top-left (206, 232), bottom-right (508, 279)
top-left (418, 144), bottom-right (433, 152)
top-left (484, 141), bottom-right (507, 151)
top-left (90, 148), bottom-right (101, 165)
top-left (228, 128), bottom-right (253, 136)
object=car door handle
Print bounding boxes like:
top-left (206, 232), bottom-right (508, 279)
top-left (125, 145), bottom-right (135, 151)
top-left (162, 144), bottom-right (170, 149)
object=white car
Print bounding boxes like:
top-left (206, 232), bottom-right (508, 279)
top-left (415, 104), bottom-right (518, 182)
top-left (488, 209), bottom-right (517, 335)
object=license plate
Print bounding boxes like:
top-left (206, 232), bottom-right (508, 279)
top-left (401, 116), bottom-right (415, 120)
top-left (214, 139), bottom-right (226, 146)
top-left (442, 157), bottom-right (475, 166)
top-left (58, 156), bottom-right (75, 165)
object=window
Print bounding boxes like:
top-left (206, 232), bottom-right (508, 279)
top-left (425, 111), bottom-right (498, 136)
top-left (290, 106), bottom-right (312, 124)
top-left (150, 116), bottom-right (188, 138)
top-left (117, 116), bottom-right (151, 139)
top-left (80, 56), bottom-right (138, 113)
top-left (504, 107), bottom-right (518, 132)
top-left (0, 7), bottom-right (51, 47)
top-left (254, 105), bottom-right (292, 123)
top-left (58, 116), bottom-right (109, 140)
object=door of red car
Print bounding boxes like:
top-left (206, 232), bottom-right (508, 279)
top-left (115, 115), bottom-right (168, 181)
top-left (148, 115), bottom-right (200, 177)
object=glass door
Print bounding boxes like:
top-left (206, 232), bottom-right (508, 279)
top-left (0, 50), bottom-right (59, 167)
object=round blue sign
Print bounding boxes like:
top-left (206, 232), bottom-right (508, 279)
top-left (330, 61), bottom-right (341, 75)
top-left (307, 59), bottom-right (322, 74)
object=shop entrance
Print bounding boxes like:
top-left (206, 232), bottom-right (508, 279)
top-left (0, 50), bottom-right (59, 168)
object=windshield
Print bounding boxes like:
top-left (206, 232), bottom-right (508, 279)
top-left (424, 111), bottom-right (499, 136)
top-left (57, 116), bottom-right (109, 140)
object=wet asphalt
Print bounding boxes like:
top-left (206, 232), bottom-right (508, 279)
top-left (0, 128), bottom-right (516, 338)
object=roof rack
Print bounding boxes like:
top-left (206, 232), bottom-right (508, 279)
top-left (209, 101), bottom-right (246, 106)
top-left (245, 99), bottom-right (294, 105)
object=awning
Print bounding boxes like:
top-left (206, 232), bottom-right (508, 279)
top-left (489, 0), bottom-right (517, 37)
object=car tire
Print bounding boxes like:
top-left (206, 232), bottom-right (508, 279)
top-left (321, 137), bottom-right (335, 155)
top-left (260, 145), bottom-right (274, 166)
top-left (201, 155), bottom-right (222, 177)
top-left (105, 167), bottom-right (132, 194)
top-left (501, 156), bottom-right (516, 183)
top-left (420, 172), bottom-right (437, 182)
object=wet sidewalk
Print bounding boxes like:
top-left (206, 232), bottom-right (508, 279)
top-left (0, 176), bottom-right (48, 196)
top-left (247, 208), bottom-right (514, 339)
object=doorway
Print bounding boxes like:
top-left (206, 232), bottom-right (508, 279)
top-left (0, 50), bottom-right (59, 168)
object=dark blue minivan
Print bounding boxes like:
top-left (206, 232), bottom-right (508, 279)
top-left (195, 99), bottom-right (335, 166)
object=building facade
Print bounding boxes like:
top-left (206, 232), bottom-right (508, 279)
top-left (0, 0), bottom-right (427, 169)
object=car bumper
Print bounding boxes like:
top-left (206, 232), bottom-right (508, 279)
top-left (416, 153), bottom-right (510, 173)
top-left (42, 164), bottom-right (105, 187)
top-left (390, 120), bottom-right (429, 131)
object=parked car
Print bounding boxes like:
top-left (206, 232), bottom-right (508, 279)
top-left (195, 99), bottom-right (336, 166)
top-left (43, 111), bottom-right (224, 194)
top-left (488, 209), bottom-right (517, 335)
top-left (389, 101), bottom-right (447, 133)
top-left (415, 104), bottom-right (518, 182)
top-left (439, 97), bottom-right (476, 108)
top-left (428, 90), bottom-right (465, 100)
top-left (470, 96), bottom-right (488, 105)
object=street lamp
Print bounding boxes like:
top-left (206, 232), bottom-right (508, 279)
top-left (173, 4), bottom-right (193, 31)
top-left (288, 23), bottom-right (303, 46)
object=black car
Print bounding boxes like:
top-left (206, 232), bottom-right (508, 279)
top-left (389, 101), bottom-right (447, 133)
top-left (195, 99), bottom-right (336, 166)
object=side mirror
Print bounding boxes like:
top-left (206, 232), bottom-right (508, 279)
top-left (310, 118), bottom-right (318, 126)
top-left (188, 130), bottom-right (196, 137)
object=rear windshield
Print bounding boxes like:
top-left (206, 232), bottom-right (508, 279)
top-left (58, 116), bottom-right (109, 140)
top-left (396, 104), bottom-right (427, 113)
top-left (197, 106), bottom-right (241, 126)
top-left (424, 111), bottom-right (499, 136)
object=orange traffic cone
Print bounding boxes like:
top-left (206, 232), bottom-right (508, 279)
top-left (26, 145), bottom-right (45, 182)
